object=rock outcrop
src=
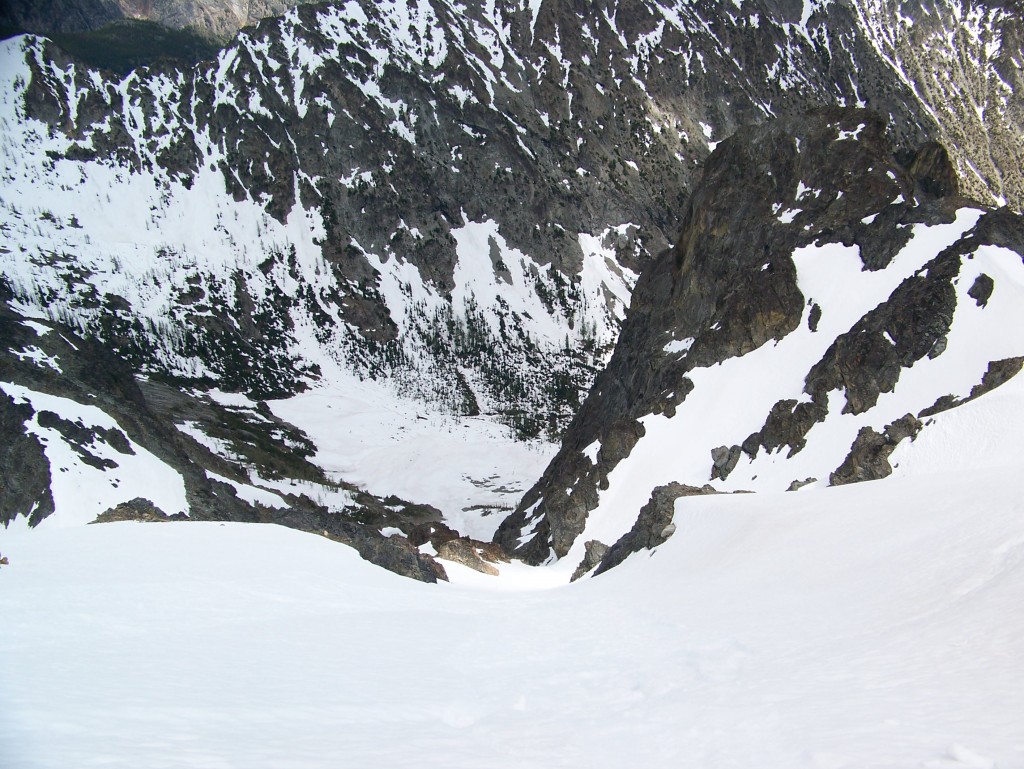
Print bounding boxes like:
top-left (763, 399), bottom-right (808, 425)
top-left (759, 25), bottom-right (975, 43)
top-left (497, 107), bottom-right (1024, 571)
top-left (589, 483), bottom-right (716, 578)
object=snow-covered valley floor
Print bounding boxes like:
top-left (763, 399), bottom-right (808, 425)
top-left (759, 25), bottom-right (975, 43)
top-left (267, 370), bottom-right (557, 541)
top-left (2, 464), bottom-right (1023, 769)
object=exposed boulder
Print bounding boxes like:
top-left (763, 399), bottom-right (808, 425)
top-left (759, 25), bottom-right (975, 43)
top-left (437, 539), bottom-right (500, 577)
top-left (93, 498), bottom-right (185, 523)
top-left (787, 478), bottom-right (817, 492)
top-left (570, 540), bottom-right (610, 582)
top-left (710, 445), bottom-right (742, 481)
top-left (591, 483), bottom-right (718, 578)
top-left (967, 274), bottom-right (994, 308)
top-left (407, 521), bottom-right (459, 549)
top-left (830, 415), bottom-right (923, 486)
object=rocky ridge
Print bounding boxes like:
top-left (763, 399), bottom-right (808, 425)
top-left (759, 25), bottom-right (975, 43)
top-left (495, 107), bottom-right (1024, 573)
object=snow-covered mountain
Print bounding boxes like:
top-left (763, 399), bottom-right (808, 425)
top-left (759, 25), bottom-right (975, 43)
top-left (1, 0), bottom-right (1022, 578)
top-left (2, 0), bottom-right (1020, 429)
top-left (497, 107), bottom-right (1024, 574)
top-left (3, 5), bottom-right (1024, 762)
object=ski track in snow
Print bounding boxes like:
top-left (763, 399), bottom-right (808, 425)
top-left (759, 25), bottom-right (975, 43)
top-left (1, 463), bottom-right (1023, 768)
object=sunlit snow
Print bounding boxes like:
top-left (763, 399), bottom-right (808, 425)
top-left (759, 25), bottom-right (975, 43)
top-left (2, 461), bottom-right (1022, 768)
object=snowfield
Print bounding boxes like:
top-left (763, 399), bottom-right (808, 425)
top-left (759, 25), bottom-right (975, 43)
top-left (269, 367), bottom-right (556, 540)
top-left (3, 460), bottom-right (1023, 768)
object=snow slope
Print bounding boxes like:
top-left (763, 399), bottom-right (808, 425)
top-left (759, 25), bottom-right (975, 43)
top-left (2, 459), bottom-right (1023, 768)
top-left (269, 365), bottom-right (555, 540)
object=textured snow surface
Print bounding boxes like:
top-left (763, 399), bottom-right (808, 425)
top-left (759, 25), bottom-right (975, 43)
top-left (2, 463), bottom-right (1023, 768)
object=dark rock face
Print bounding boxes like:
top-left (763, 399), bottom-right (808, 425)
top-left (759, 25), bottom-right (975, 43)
top-left (804, 252), bottom-right (960, 415)
top-left (830, 414), bottom-right (922, 486)
top-left (743, 232), bottom-right (964, 460)
top-left (497, 107), bottom-right (1024, 566)
top-left (590, 483), bottom-right (717, 578)
top-left (0, 392), bottom-right (54, 527)
top-left (407, 521), bottom-right (458, 549)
